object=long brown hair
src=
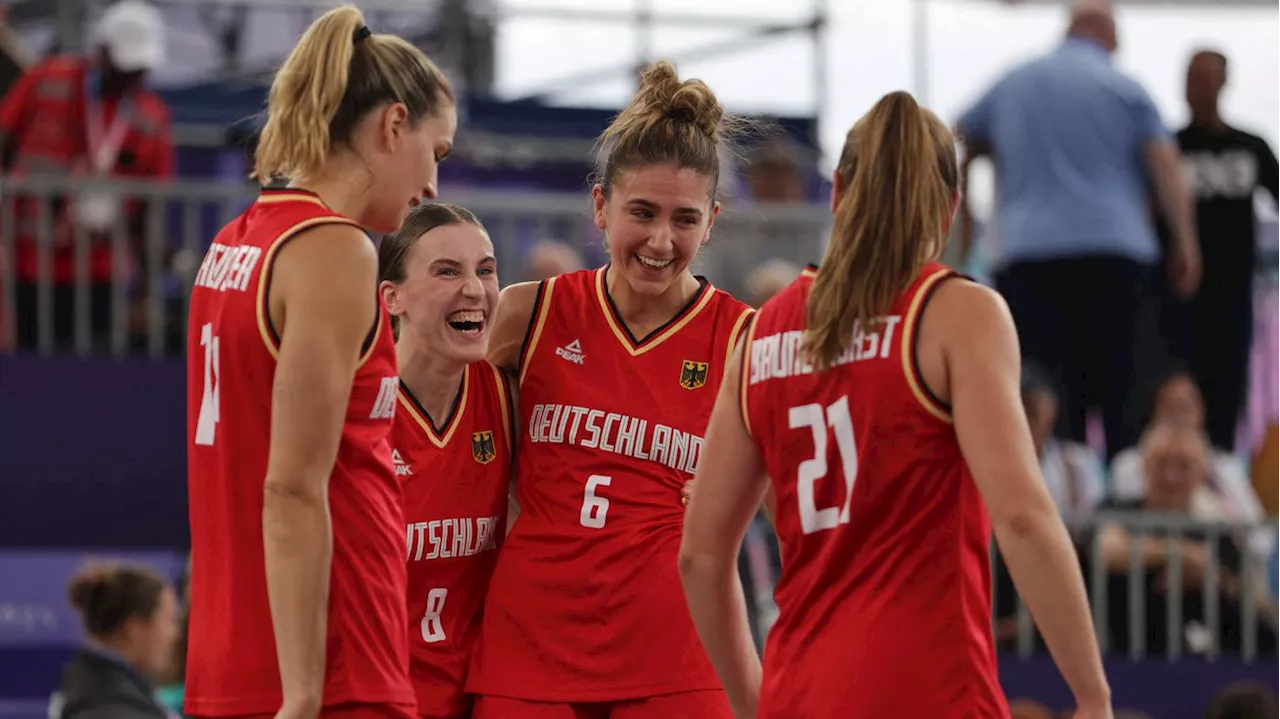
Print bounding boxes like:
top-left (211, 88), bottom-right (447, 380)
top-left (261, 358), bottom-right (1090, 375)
top-left (252, 4), bottom-right (454, 184)
top-left (802, 91), bottom-right (958, 370)
top-left (597, 60), bottom-right (737, 199)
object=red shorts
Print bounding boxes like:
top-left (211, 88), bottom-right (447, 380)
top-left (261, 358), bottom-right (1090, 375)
top-left (472, 691), bottom-right (731, 719)
top-left (198, 703), bottom-right (418, 719)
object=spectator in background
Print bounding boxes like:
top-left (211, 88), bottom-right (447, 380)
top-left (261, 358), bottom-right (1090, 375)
top-left (1093, 423), bottom-right (1277, 657)
top-left (743, 137), bottom-right (805, 204)
top-left (51, 562), bottom-right (180, 719)
top-left (744, 258), bottom-right (800, 308)
top-left (1205, 681), bottom-right (1279, 719)
top-left (523, 238), bottom-right (583, 282)
top-left (955, 0), bottom-right (1200, 460)
top-left (1022, 362), bottom-right (1105, 520)
top-left (1110, 369), bottom-right (1261, 524)
top-left (0, 0), bottom-right (172, 353)
top-left (1164, 49), bottom-right (1280, 452)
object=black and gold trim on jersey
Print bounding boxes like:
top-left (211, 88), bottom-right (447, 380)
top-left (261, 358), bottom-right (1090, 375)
top-left (593, 266), bottom-right (716, 357)
top-left (397, 366), bottom-right (470, 449)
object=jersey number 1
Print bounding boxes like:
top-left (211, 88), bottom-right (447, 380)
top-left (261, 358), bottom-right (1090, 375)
top-left (789, 396), bottom-right (858, 535)
top-left (195, 322), bottom-right (220, 446)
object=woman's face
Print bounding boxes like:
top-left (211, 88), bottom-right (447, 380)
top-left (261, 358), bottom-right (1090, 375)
top-left (365, 103), bottom-right (457, 233)
top-left (382, 222), bottom-right (500, 365)
top-left (592, 163), bottom-right (718, 298)
top-left (1153, 374), bottom-right (1205, 428)
top-left (126, 587), bottom-right (180, 680)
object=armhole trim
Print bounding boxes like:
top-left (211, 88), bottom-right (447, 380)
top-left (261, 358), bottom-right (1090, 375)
top-left (254, 217), bottom-right (364, 360)
top-left (900, 267), bottom-right (956, 424)
top-left (517, 278), bottom-right (554, 387)
top-left (738, 313), bottom-right (760, 440)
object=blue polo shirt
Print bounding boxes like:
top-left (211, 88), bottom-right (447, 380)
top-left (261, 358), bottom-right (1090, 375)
top-left (958, 38), bottom-right (1171, 266)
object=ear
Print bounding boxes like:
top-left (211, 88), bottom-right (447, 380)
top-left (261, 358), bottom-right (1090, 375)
top-left (591, 184), bottom-right (608, 232)
top-left (829, 171), bottom-right (846, 215)
top-left (703, 200), bottom-right (721, 246)
top-left (380, 102), bottom-right (411, 151)
top-left (380, 280), bottom-right (402, 317)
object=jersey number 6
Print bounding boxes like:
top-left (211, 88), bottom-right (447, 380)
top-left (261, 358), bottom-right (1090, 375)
top-left (579, 474), bottom-right (611, 529)
top-left (789, 396), bottom-right (858, 535)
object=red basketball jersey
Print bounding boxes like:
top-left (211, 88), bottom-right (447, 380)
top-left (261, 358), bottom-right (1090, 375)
top-left (741, 262), bottom-right (1007, 719)
top-left (394, 361), bottom-right (514, 718)
top-left (467, 267), bottom-right (754, 702)
top-left (185, 189), bottom-right (414, 717)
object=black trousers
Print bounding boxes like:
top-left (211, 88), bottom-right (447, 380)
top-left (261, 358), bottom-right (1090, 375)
top-left (996, 256), bottom-right (1156, 460)
top-left (1159, 279), bottom-right (1253, 451)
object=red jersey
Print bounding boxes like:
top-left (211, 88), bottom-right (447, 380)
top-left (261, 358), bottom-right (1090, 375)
top-left (741, 262), bottom-right (1007, 719)
top-left (468, 267), bottom-right (753, 701)
top-left (185, 189), bottom-right (414, 717)
top-left (394, 361), bottom-right (514, 718)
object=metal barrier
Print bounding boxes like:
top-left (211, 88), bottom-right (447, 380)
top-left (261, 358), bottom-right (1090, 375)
top-left (999, 512), bottom-right (1278, 663)
top-left (0, 175), bottom-right (831, 357)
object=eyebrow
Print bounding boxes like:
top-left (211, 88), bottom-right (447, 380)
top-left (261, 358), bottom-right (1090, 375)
top-left (430, 256), bottom-right (496, 268)
top-left (628, 198), bottom-right (704, 216)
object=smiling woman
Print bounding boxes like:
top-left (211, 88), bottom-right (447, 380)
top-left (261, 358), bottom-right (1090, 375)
top-left (466, 59), bottom-right (756, 719)
top-left (376, 202), bottom-right (515, 719)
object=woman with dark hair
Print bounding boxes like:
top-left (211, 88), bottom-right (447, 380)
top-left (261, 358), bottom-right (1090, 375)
top-left (54, 562), bottom-right (180, 719)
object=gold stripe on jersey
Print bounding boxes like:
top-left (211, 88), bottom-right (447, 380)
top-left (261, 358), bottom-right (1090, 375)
top-left (738, 314), bottom-right (760, 440)
top-left (800, 267), bottom-right (818, 279)
top-left (724, 307), bottom-right (754, 376)
top-left (900, 267), bottom-right (953, 424)
top-left (592, 268), bottom-right (716, 357)
top-left (254, 216), bottom-right (364, 361)
top-left (490, 362), bottom-right (513, 454)
top-left (255, 191), bottom-right (327, 208)
top-left (398, 365), bottom-right (472, 449)
top-left (519, 277), bottom-right (557, 387)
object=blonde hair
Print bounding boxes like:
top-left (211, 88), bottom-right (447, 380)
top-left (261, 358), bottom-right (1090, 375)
top-left (596, 60), bottom-right (736, 197)
top-left (252, 4), bottom-right (454, 183)
top-left (802, 91), bottom-right (958, 371)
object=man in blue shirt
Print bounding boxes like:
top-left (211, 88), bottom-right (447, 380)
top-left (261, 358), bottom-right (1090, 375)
top-left (956, 1), bottom-right (1200, 459)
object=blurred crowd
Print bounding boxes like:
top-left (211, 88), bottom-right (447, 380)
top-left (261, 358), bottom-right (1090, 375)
top-left (1, 0), bottom-right (1277, 717)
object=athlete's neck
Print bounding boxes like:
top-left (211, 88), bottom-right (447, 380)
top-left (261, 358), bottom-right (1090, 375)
top-left (396, 331), bottom-right (466, 427)
top-left (605, 266), bottom-right (702, 339)
top-left (293, 157), bottom-right (379, 224)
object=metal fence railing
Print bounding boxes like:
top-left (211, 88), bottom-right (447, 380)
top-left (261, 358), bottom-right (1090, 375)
top-left (0, 175), bottom-right (831, 356)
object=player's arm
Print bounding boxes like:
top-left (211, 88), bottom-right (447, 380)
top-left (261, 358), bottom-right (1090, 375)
top-left (262, 224), bottom-right (379, 715)
top-left (937, 281), bottom-right (1111, 714)
top-left (486, 281), bottom-right (540, 375)
top-left (678, 340), bottom-right (768, 719)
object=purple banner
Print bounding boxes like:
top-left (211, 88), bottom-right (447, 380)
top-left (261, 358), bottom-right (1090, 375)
top-left (1001, 654), bottom-right (1277, 718)
top-left (0, 355), bottom-right (189, 548)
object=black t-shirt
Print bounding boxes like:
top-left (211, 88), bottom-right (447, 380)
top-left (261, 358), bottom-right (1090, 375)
top-left (1177, 123), bottom-right (1279, 293)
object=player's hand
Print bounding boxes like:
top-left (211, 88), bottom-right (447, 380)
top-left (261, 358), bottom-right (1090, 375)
top-left (680, 480), bottom-right (694, 507)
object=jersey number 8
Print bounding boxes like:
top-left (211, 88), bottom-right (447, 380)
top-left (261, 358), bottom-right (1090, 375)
top-left (789, 396), bottom-right (858, 535)
top-left (420, 587), bottom-right (448, 643)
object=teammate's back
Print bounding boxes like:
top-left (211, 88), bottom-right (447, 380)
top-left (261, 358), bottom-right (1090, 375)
top-left (743, 264), bottom-right (1001, 716)
top-left (679, 90), bottom-right (1112, 719)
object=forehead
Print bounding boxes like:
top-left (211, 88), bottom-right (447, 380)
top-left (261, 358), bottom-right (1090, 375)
top-left (407, 222), bottom-right (493, 263)
top-left (612, 163), bottom-right (715, 207)
top-left (1188, 54), bottom-right (1224, 75)
top-left (421, 104), bottom-right (458, 140)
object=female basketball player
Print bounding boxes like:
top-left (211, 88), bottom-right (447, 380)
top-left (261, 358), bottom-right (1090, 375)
top-left (184, 6), bottom-right (455, 719)
top-left (679, 91), bottom-right (1112, 719)
top-left (377, 203), bottom-right (513, 719)
top-left (466, 61), bottom-right (754, 718)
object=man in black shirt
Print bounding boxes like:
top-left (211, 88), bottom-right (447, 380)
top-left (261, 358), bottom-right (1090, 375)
top-left (1173, 49), bottom-right (1279, 451)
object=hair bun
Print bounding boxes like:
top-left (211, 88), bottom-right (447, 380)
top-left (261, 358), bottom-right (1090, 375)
top-left (67, 565), bottom-right (110, 615)
top-left (636, 61), bottom-right (723, 140)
